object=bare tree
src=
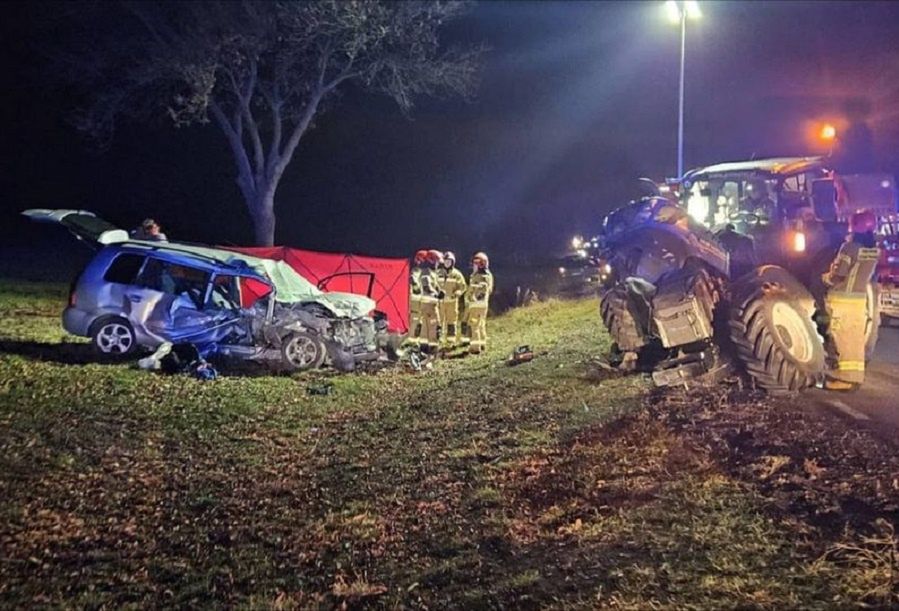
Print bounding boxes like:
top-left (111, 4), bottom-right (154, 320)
top-left (52, 1), bottom-right (480, 245)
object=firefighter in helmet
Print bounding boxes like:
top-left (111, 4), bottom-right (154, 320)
top-left (409, 250), bottom-right (428, 343)
top-left (821, 209), bottom-right (880, 390)
top-left (437, 251), bottom-right (467, 350)
top-left (417, 249), bottom-right (444, 353)
top-left (464, 252), bottom-right (494, 354)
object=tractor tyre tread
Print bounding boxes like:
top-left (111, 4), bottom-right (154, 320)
top-left (600, 286), bottom-right (645, 351)
top-left (728, 284), bottom-right (823, 393)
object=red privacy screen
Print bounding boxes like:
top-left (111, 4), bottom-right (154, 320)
top-left (229, 246), bottom-right (410, 334)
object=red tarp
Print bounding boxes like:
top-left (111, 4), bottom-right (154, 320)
top-left (231, 246), bottom-right (410, 334)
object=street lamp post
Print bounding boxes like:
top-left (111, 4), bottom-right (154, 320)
top-left (665, 1), bottom-right (701, 179)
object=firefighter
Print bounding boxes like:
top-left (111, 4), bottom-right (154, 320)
top-left (437, 251), bottom-right (467, 349)
top-left (417, 250), bottom-right (444, 353)
top-left (821, 210), bottom-right (880, 390)
top-left (464, 252), bottom-right (494, 354)
top-left (409, 250), bottom-right (428, 344)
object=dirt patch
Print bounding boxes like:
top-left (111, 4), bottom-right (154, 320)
top-left (645, 381), bottom-right (899, 537)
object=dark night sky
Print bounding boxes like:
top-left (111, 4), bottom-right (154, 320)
top-left (3, 1), bottom-right (899, 277)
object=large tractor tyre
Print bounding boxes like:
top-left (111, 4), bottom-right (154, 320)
top-left (865, 282), bottom-right (880, 362)
top-left (600, 285), bottom-right (645, 352)
top-left (729, 285), bottom-right (825, 393)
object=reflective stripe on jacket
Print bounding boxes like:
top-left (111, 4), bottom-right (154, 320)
top-left (437, 267), bottom-right (467, 301)
top-left (823, 240), bottom-right (879, 295)
top-left (466, 270), bottom-right (494, 305)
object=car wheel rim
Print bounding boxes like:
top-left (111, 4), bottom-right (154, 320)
top-left (286, 336), bottom-right (318, 367)
top-left (97, 323), bottom-right (133, 354)
top-left (771, 302), bottom-right (813, 363)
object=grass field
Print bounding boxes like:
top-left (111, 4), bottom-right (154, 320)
top-left (0, 281), bottom-right (896, 608)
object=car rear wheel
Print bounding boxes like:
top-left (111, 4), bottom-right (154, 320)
top-left (90, 316), bottom-right (137, 357)
top-left (281, 331), bottom-right (326, 371)
top-left (729, 283), bottom-right (825, 393)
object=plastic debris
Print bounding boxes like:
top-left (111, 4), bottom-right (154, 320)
top-left (507, 345), bottom-right (535, 366)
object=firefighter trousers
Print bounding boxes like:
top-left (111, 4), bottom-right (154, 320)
top-left (439, 298), bottom-right (461, 347)
top-left (824, 293), bottom-right (867, 384)
top-left (418, 297), bottom-right (441, 351)
top-left (409, 295), bottom-right (422, 341)
top-left (466, 303), bottom-right (489, 354)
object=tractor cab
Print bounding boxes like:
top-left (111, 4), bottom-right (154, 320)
top-left (679, 157), bottom-right (896, 284)
top-left (679, 158), bottom-right (841, 282)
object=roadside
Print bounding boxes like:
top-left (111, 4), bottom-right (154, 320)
top-left (804, 324), bottom-right (899, 439)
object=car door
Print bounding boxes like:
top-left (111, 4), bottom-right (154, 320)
top-left (127, 257), bottom-right (214, 345)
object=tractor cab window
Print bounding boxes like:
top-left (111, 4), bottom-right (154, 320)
top-left (686, 181), bottom-right (710, 224)
top-left (711, 180), bottom-right (740, 227)
top-left (778, 173), bottom-right (817, 221)
top-left (739, 179), bottom-right (775, 214)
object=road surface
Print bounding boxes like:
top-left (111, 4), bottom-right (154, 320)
top-left (806, 323), bottom-right (899, 437)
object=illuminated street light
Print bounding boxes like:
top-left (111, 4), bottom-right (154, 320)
top-left (820, 123), bottom-right (837, 141)
top-left (664, 1), bottom-right (702, 179)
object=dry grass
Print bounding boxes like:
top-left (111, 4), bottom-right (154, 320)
top-left (1, 281), bottom-right (898, 608)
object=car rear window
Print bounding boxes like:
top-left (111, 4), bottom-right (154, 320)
top-left (103, 254), bottom-right (146, 284)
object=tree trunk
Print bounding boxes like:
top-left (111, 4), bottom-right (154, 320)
top-left (251, 190), bottom-right (276, 246)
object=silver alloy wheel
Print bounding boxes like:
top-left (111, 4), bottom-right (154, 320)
top-left (96, 322), bottom-right (135, 354)
top-left (284, 334), bottom-right (320, 368)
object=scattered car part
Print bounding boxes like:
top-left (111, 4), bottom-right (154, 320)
top-left (507, 345), bottom-right (535, 366)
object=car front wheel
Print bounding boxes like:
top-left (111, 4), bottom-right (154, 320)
top-left (281, 331), bottom-right (326, 371)
top-left (90, 316), bottom-right (137, 357)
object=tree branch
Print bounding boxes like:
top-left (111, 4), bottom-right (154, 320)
top-left (268, 89), bottom-right (283, 178)
top-left (275, 90), bottom-right (323, 180)
top-left (210, 100), bottom-right (257, 203)
top-left (240, 59), bottom-right (266, 179)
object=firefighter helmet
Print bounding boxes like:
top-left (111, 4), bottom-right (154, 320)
top-left (413, 249), bottom-right (429, 265)
top-left (472, 252), bottom-right (489, 270)
top-left (426, 250), bottom-right (444, 265)
top-left (849, 210), bottom-right (877, 234)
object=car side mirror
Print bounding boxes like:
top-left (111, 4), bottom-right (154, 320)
top-left (811, 178), bottom-right (837, 222)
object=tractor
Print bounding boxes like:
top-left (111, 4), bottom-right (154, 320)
top-left (598, 157), bottom-right (893, 393)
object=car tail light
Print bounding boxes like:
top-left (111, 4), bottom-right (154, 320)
top-left (67, 273), bottom-right (81, 307)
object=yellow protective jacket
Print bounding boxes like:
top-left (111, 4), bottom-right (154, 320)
top-left (822, 239), bottom-right (880, 295)
top-left (419, 266), bottom-right (442, 300)
top-left (437, 267), bottom-right (467, 302)
top-left (466, 270), bottom-right (494, 306)
top-left (410, 266), bottom-right (423, 296)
